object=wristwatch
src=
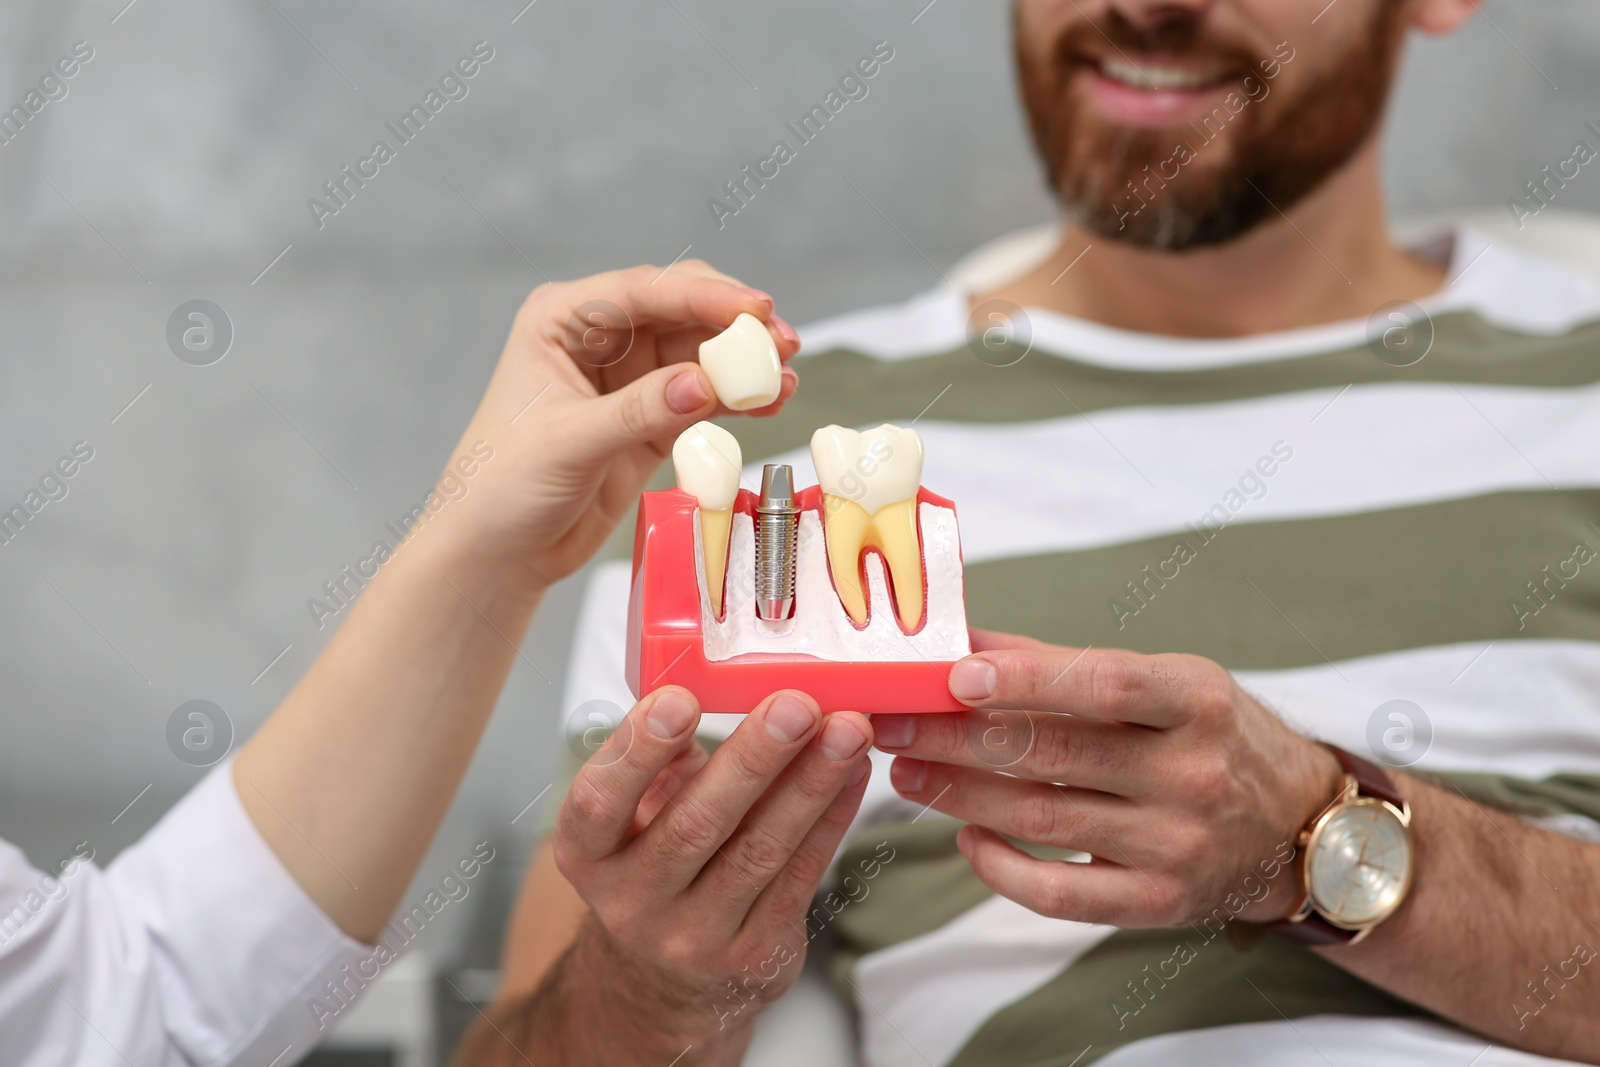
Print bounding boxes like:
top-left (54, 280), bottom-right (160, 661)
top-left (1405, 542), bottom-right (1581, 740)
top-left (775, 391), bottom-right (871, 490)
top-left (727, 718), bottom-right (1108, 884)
top-left (1265, 744), bottom-right (1414, 946)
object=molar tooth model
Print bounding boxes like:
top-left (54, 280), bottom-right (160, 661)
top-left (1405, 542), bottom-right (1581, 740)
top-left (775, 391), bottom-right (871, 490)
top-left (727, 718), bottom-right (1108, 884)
top-left (626, 421), bottom-right (971, 715)
top-left (811, 423), bottom-right (925, 632)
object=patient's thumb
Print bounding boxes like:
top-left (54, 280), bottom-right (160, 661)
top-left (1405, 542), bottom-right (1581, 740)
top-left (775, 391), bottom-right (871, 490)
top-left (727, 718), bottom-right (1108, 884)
top-left (584, 364), bottom-right (716, 457)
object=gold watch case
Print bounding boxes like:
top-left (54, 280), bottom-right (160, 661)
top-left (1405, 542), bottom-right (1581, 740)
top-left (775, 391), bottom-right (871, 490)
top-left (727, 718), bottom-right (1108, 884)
top-left (1287, 774), bottom-right (1414, 943)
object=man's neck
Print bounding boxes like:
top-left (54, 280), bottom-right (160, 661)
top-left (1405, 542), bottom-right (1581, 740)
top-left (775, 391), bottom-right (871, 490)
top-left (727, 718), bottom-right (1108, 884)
top-left (978, 143), bottom-right (1448, 339)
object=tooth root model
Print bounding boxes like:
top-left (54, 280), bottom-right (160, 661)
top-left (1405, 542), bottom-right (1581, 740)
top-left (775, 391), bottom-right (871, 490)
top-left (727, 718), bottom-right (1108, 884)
top-left (672, 422), bottom-right (741, 616)
top-left (630, 420), bottom-right (969, 715)
top-left (699, 313), bottom-right (782, 411)
top-left (810, 424), bottom-right (926, 632)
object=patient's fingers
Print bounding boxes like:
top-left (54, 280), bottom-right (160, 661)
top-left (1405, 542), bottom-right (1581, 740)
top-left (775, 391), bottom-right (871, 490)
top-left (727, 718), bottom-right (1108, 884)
top-left (737, 735), bottom-right (874, 938)
top-left (690, 712), bottom-right (872, 929)
top-left (556, 687), bottom-right (703, 866)
top-left (631, 691), bottom-right (822, 897)
top-left (633, 740), bottom-right (709, 830)
top-left (968, 627), bottom-right (1058, 653)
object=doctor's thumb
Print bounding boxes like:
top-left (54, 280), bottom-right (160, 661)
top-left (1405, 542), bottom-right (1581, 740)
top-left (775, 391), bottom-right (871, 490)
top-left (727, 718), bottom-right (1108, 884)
top-left (582, 364), bottom-right (716, 459)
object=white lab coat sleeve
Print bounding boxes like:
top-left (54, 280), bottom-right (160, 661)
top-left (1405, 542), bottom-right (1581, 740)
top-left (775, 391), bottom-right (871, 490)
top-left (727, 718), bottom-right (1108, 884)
top-left (0, 758), bottom-right (376, 1067)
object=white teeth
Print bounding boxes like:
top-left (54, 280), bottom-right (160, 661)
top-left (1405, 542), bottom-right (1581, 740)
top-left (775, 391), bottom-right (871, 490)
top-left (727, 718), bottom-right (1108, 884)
top-left (810, 424), bottom-right (923, 516)
top-left (699, 313), bottom-right (782, 411)
top-left (673, 422), bottom-right (741, 616)
top-left (1099, 57), bottom-right (1220, 91)
top-left (673, 421), bottom-right (741, 509)
top-left (810, 424), bottom-right (925, 632)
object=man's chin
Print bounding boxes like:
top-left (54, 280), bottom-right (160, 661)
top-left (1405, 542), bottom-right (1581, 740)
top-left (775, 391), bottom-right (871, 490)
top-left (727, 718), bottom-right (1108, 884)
top-left (1046, 100), bottom-right (1298, 252)
top-left (1064, 177), bottom-right (1274, 254)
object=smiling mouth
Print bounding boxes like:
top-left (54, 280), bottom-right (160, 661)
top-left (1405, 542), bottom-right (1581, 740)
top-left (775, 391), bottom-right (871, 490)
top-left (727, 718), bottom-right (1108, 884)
top-left (1079, 53), bottom-right (1238, 93)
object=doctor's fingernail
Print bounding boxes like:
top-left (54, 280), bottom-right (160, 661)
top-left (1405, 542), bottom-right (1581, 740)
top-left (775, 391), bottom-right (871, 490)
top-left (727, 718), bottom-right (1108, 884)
top-left (647, 690), bottom-right (696, 738)
top-left (771, 315), bottom-right (799, 344)
top-left (741, 286), bottom-right (774, 305)
top-left (765, 693), bottom-right (816, 743)
top-left (891, 756), bottom-right (926, 793)
top-left (949, 659), bottom-right (997, 702)
top-left (821, 716), bottom-right (868, 761)
top-left (665, 368), bottom-right (711, 413)
top-left (848, 758), bottom-right (871, 786)
top-left (873, 715), bottom-right (915, 749)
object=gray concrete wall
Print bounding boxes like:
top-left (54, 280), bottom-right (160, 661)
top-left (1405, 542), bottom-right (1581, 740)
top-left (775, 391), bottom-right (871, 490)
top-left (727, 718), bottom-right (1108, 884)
top-left (1, 0), bottom-right (1596, 965)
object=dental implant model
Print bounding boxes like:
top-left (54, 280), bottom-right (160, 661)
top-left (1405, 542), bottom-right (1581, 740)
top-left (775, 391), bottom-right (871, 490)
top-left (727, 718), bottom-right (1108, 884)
top-left (754, 465), bottom-right (800, 621)
top-left (625, 421), bottom-right (971, 715)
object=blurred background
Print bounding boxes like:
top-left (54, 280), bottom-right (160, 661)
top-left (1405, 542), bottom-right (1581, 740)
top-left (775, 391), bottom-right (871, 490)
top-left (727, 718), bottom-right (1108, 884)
top-left (1, 0), bottom-right (1597, 1062)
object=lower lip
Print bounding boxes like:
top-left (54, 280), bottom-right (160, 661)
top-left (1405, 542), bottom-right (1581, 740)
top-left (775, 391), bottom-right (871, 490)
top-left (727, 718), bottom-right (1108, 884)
top-left (1080, 66), bottom-right (1236, 127)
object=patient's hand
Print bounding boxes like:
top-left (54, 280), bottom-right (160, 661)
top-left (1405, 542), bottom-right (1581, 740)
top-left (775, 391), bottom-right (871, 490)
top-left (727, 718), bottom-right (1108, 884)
top-left (527, 687), bottom-right (872, 1061)
top-left (874, 629), bottom-right (1340, 928)
top-left (446, 261), bottom-right (800, 593)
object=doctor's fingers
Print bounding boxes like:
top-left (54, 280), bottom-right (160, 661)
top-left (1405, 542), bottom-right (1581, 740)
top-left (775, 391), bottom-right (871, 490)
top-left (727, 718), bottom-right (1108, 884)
top-left (528, 262), bottom-right (769, 339)
top-left (641, 258), bottom-right (798, 348)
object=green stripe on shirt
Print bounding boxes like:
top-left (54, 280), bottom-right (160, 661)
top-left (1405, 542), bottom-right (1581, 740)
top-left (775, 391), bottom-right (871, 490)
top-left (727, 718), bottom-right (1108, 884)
top-left (738, 311), bottom-right (1600, 452)
top-left (963, 488), bottom-right (1600, 671)
top-left (829, 773), bottom-right (1600, 1067)
top-left (602, 312), bottom-right (1600, 565)
top-left (948, 926), bottom-right (1423, 1067)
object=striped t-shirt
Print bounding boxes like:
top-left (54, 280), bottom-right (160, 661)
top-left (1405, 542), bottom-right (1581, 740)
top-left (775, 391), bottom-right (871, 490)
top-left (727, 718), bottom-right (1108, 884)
top-left (561, 226), bottom-right (1600, 1066)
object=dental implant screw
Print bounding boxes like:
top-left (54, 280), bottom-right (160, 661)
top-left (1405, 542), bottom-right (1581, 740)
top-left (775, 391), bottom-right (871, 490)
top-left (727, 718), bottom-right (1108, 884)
top-left (755, 464), bottom-right (799, 621)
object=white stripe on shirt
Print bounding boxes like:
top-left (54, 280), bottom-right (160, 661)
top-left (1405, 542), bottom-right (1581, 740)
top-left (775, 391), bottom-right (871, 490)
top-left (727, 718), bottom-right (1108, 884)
top-left (746, 380), bottom-right (1600, 563)
top-left (1097, 1014), bottom-right (1585, 1067)
top-left (799, 227), bottom-right (1600, 369)
top-left (854, 892), bottom-right (1113, 1067)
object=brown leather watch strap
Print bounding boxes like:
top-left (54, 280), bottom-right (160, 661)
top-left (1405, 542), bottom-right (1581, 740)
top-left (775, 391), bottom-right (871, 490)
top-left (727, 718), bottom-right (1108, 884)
top-left (1261, 744), bottom-right (1408, 947)
top-left (1265, 912), bottom-right (1356, 946)
top-left (1327, 744), bottom-right (1406, 809)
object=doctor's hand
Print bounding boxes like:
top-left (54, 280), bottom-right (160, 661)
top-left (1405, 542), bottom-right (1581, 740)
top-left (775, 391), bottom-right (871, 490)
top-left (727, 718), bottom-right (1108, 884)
top-left (539, 687), bottom-right (872, 1055)
top-left (873, 630), bottom-right (1342, 928)
top-left (442, 262), bottom-right (800, 592)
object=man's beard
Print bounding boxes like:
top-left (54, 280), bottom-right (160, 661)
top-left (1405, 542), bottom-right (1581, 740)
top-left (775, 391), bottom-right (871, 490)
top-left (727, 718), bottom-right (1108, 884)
top-left (1015, 4), bottom-right (1409, 250)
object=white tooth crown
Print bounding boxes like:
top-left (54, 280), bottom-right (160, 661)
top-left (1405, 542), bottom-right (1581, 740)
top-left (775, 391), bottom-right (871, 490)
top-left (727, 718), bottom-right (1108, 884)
top-left (673, 422), bottom-right (741, 617)
top-left (699, 313), bottom-right (782, 411)
top-left (810, 423), bottom-right (927, 632)
top-left (672, 422), bottom-right (741, 509)
top-left (810, 424), bottom-right (923, 516)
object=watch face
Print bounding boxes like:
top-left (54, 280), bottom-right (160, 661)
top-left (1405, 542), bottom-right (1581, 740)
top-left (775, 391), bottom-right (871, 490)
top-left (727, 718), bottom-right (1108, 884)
top-left (1307, 800), bottom-right (1412, 927)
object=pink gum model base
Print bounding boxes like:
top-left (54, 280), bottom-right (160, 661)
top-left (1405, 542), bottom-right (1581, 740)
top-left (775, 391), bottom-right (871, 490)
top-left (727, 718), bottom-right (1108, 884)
top-left (625, 485), bottom-right (968, 715)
